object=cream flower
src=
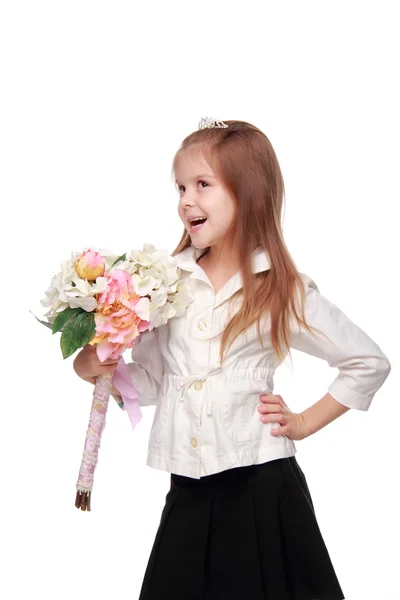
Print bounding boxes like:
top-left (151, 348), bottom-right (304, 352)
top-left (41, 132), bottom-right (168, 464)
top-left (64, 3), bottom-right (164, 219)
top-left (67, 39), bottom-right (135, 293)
top-left (149, 303), bottom-right (177, 329)
top-left (150, 286), bottom-right (168, 310)
top-left (169, 280), bottom-right (193, 317)
top-left (131, 274), bottom-right (158, 296)
top-left (61, 277), bottom-right (108, 312)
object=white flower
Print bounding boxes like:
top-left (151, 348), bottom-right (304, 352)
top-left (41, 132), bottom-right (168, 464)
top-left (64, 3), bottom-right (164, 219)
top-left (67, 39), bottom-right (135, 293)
top-left (41, 281), bottom-right (68, 321)
top-left (133, 274), bottom-right (158, 296)
top-left (135, 297), bottom-right (151, 321)
top-left (68, 296), bottom-right (98, 311)
top-left (41, 279), bottom-right (62, 309)
top-left (129, 249), bottom-right (154, 267)
top-left (142, 243), bottom-right (157, 254)
top-left (164, 266), bottom-right (179, 286)
top-left (101, 250), bottom-right (121, 269)
top-left (149, 303), bottom-right (177, 329)
top-left (138, 266), bottom-right (161, 280)
top-left (112, 259), bottom-right (136, 274)
top-left (140, 259), bottom-right (179, 289)
top-left (150, 286), bottom-right (168, 311)
top-left (61, 276), bottom-right (108, 312)
top-left (41, 259), bottom-right (109, 321)
top-left (40, 254), bottom-right (79, 318)
top-left (169, 280), bottom-right (193, 317)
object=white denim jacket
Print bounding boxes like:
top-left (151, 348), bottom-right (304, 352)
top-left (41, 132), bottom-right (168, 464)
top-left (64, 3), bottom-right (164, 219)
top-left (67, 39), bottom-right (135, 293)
top-left (117, 244), bottom-right (391, 479)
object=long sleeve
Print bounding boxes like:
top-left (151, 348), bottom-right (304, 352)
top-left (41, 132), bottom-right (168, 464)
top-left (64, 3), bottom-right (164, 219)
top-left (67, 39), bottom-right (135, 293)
top-left (128, 328), bottom-right (164, 405)
top-left (113, 328), bottom-right (164, 409)
top-left (289, 273), bottom-right (391, 411)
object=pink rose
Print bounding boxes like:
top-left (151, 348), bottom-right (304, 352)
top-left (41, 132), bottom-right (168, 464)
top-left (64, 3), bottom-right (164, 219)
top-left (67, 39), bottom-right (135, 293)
top-left (90, 269), bottom-right (149, 361)
top-left (75, 249), bottom-right (105, 281)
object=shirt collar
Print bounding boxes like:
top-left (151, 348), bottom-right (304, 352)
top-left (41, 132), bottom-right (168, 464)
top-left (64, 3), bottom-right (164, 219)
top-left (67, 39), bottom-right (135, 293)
top-left (174, 244), bottom-right (271, 308)
top-left (173, 245), bottom-right (207, 272)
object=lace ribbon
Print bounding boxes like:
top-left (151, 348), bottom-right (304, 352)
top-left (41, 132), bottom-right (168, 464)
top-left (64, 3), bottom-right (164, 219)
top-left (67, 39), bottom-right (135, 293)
top-left (75, 373), bottom-right (113, 497)
top-left (75, 358), bottom-right (143, 510)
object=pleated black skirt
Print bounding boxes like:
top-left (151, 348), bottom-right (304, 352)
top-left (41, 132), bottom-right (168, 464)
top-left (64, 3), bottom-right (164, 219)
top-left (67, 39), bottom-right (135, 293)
top-left (138, 456), bottom-right (345, 600)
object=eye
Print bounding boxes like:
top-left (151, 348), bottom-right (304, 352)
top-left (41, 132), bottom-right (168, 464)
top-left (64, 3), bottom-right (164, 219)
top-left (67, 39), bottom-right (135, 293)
top-left (177, 181), bottom-right (209, 194)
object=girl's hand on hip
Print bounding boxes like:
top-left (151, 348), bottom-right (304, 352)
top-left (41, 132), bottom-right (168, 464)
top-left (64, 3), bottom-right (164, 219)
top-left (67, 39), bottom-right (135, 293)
top-left (258, 394), bottom-right (309, 441)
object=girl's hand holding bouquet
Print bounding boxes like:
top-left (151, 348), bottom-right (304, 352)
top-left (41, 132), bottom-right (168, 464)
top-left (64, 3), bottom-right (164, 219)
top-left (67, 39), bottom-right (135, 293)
top-left (73, 344), bottom-right (120, 386)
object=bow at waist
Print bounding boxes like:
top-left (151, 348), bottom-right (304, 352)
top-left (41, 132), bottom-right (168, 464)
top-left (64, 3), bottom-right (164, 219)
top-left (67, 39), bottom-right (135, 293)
top-left (174, 367), bottom-right (223, 416)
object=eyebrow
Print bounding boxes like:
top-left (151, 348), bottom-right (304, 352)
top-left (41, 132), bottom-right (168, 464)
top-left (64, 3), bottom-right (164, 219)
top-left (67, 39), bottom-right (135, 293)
top-left (175, 173), bottom-right (216, 184)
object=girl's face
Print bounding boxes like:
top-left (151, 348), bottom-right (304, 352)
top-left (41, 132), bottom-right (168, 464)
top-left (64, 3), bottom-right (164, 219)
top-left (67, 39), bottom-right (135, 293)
top-left (175, 148), bottom-right (237, 251)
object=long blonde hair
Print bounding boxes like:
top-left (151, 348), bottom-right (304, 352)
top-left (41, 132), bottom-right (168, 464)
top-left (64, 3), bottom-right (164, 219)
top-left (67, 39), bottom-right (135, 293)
top-left (171, 120), bottom-right (330, 365)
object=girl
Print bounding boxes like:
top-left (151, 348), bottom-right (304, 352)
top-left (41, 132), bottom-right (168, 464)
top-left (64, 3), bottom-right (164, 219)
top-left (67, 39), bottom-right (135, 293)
top-left (74, 119), bottom-right (391, 600)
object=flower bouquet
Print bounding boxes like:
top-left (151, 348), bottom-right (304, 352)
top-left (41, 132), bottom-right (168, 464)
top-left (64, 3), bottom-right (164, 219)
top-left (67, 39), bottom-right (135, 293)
top-left (36, 244), bottom-right (192, 511)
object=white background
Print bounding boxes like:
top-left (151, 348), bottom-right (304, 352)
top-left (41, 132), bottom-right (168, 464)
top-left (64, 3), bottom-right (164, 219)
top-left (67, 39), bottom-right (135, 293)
top-left (1, 1), bottom-right (399, 599)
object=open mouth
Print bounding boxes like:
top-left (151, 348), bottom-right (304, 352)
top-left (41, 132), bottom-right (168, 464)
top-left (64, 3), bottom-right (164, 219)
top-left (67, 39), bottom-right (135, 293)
top-left (189, 217), bottom-right (207, 232)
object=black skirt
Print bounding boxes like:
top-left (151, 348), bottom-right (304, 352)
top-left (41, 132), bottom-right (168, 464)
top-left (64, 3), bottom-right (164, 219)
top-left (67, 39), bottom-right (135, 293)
top-left (138, 456), bottom-right (345, 600)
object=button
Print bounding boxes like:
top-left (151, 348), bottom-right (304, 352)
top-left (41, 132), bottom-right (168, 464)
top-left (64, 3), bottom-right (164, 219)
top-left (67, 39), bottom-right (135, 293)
top-left (194, 381), bottom-right (203, 391)
top-left (191, 437), bottom-right (198, 448)
top-left (197, 319), bottom-right (209, 332)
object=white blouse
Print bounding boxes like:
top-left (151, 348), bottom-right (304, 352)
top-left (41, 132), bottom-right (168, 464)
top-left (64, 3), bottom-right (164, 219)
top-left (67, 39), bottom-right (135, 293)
top-left (117, 244), bottom-right (391, 479)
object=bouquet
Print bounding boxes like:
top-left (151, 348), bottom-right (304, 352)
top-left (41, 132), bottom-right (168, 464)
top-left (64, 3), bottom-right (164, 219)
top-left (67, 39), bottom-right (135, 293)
top-left (36, 244), bottom-right (192, 511)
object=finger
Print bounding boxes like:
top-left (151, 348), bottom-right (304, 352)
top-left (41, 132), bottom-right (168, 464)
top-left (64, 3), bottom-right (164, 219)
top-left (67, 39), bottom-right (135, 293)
top-left (97, 364), bottom-right (118, 375)
top-left (270, 425), bottom-right (289, 436)
top-left (84, 344), bottom-right (97, 353)
top-left (270, 426), bottom-right (281, 435)
top-left (276, 395), bottom-right (288, 407)
top-left (260, 413), bottom-right (286, 424)
top-left (260, 394), bottom-right (279, 403)
top-left (258, 403), bottom-right (282, 414)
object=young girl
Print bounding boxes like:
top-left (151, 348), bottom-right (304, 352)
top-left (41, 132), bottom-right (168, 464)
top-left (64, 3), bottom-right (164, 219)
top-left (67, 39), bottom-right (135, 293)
top-left (74, 119), bottom-right (391, 600)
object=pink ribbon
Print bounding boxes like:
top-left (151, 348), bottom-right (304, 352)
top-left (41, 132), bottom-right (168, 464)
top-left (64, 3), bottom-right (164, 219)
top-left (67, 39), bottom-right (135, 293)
top-left (112, 358), bottom-right (142, 429)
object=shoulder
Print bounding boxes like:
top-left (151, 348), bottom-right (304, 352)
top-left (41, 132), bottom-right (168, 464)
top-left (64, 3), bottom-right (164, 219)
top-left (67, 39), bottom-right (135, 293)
top-left (297, 272), bottom-right (320, 295)
top-left (293, 273), bottom-right (324, 321)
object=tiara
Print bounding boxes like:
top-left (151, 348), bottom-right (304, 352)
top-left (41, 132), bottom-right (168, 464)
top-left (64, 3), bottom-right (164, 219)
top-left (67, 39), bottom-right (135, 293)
top-left (198, 117), bottom-right (228, 130)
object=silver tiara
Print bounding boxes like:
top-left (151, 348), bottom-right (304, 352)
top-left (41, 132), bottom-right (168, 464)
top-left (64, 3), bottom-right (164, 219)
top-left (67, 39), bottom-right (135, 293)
top-left (198, 117), bottom-right (228, 130)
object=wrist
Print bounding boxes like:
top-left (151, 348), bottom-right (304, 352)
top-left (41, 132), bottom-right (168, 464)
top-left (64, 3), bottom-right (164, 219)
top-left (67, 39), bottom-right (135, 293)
top-left (300, 392), bottom-right (350, 437)
top-left (299, 412), bottom-right (313, 439)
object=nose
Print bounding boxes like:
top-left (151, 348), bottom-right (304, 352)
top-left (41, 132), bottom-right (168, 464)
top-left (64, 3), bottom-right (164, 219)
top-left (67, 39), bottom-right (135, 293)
top-left (179, 190), bottom-right (196, 209)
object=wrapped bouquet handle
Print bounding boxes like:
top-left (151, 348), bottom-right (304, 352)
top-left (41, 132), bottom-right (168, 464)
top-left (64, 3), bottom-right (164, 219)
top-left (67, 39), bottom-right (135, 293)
top-left (75, 373), bottom-right (113, 511)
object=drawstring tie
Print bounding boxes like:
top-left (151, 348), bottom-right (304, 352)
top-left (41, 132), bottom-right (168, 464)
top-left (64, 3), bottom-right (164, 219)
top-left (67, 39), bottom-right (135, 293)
top-left (176, 367), bottom-right (223, 416)
top-left (177, 375), bottom-right (204, 403)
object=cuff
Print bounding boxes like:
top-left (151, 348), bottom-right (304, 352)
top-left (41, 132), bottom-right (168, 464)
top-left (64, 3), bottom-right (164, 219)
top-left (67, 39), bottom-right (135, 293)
top-left (328, 380), bottom-right (372, 411)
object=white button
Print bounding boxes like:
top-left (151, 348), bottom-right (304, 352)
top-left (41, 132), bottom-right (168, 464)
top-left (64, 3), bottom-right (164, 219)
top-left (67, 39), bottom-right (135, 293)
top-left (197, 319), bottom-right (209, 332)
top-left (191, 437), bottom-right (198, 448)
top-left (194, 381), bottom-right (203, 391)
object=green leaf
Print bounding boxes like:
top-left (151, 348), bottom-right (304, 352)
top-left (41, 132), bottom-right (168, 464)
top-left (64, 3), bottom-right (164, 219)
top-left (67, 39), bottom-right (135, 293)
top-left (60, 312), bottom-right (96, 359)
top-left (29, 310), bottom-right (54, 330)
top-left (52, 307), bottom-right (84, 334)
top-left (111, 253), bottom-right (127, 267)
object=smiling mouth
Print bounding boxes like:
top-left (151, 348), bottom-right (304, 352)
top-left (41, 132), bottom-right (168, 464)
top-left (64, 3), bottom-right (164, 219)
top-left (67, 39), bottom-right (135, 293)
top-left (189, 218), bottom-right (207, 232)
